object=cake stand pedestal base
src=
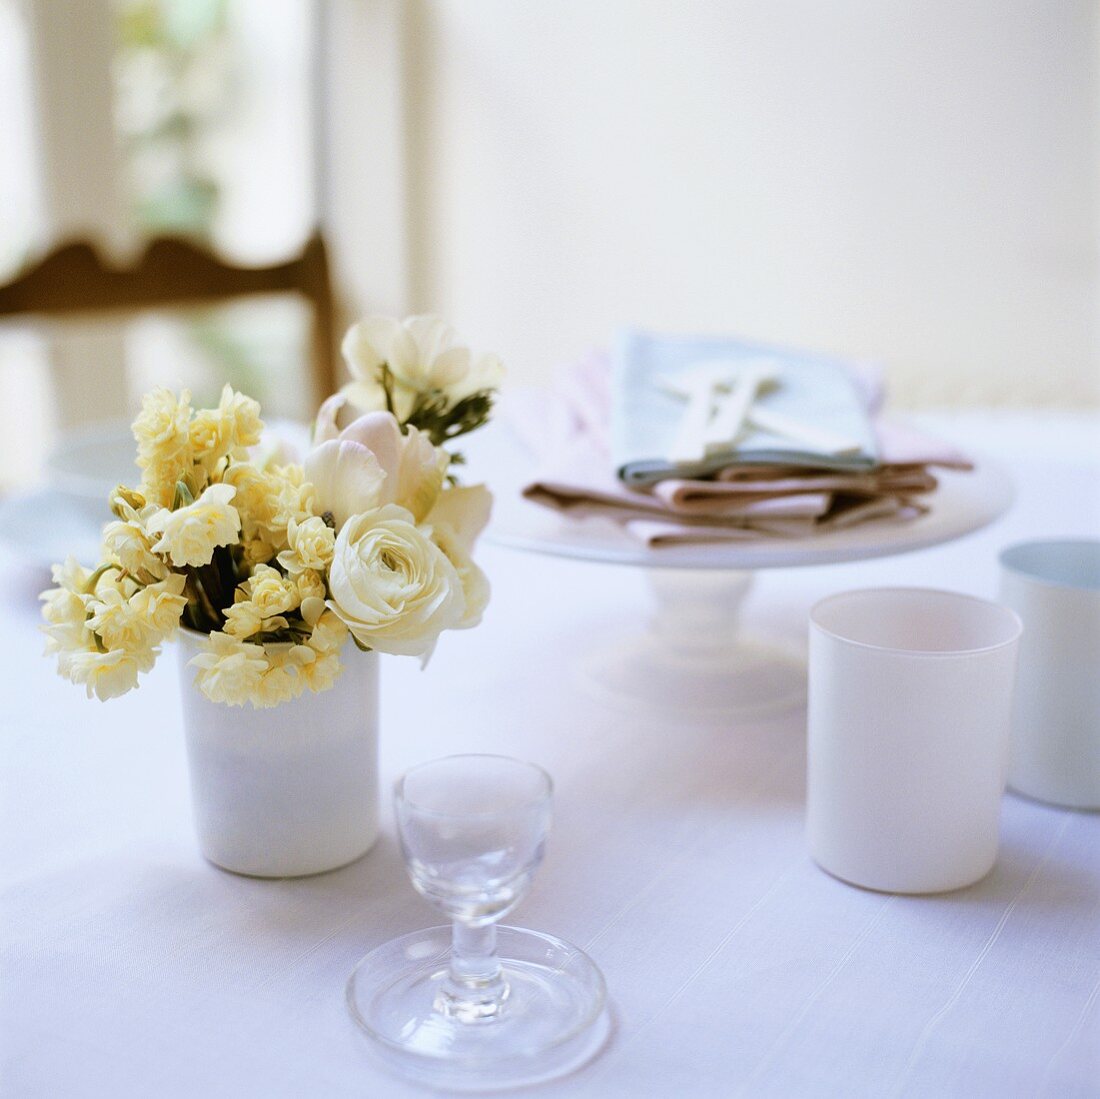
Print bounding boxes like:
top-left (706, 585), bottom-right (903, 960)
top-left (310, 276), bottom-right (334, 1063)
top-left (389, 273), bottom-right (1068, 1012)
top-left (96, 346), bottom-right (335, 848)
top-left (582, 569), bottom-right (807, 718)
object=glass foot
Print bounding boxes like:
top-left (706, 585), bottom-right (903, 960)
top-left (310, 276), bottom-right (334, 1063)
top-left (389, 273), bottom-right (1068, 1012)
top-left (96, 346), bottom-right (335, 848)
top-left (347, 925), bottom-right (610, 1092)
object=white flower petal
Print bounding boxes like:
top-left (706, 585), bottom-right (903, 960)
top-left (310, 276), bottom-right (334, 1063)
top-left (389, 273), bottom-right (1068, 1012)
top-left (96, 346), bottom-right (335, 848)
top-left (427, 484), bottom-right (493, 553)
top-left (304, 440), bottom-right (386, 530)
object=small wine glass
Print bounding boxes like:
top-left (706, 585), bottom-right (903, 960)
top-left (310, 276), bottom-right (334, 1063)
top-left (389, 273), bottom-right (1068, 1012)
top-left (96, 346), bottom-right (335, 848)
top-left (346, 755), bottom-right (609, 1091)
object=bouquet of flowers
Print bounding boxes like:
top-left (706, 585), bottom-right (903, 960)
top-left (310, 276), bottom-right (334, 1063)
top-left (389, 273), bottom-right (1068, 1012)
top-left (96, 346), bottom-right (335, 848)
top-left (41, 315), bottom-right (501, 708)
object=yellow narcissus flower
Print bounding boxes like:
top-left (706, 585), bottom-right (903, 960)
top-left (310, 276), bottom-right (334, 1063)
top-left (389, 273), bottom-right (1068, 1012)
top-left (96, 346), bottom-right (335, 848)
top-left (133, 387), bottom-right (192, 465)
top-left (327, 504), bottom-right (465, 661)
top-left (133, 387), bottom-right (194, 506)
top-left (296, 568), bottom-right (327, 603)
top-left (221, 463), bottom-right (315, 558)
top-left (40, 557), bottom-right (98, 656)
top-left (42, 560), bottom-right (184, 700)
top-left (277, 516), bottom-right (335, 575)
top-left (308, 609), bottom-right (348, 653)
top-left (59, 647), bottom-right (153, 702)
top-left (223, 600), bottom-right (264, 640)
top-left (40, 585), bottom-right (91, 654)
top-left (188, 409), bottom-right (231, 469)
top-left (189, 386), bottom-right (264, 470)
top-left (101, 509), bottom-right (168, 584)
top-left (286, 643), bottom-right (343, 694)
top-left (266, 464), bottom-right (316, 530)
top-left (127, 574), bottom-right (188, 638)
top-left (252, 650), bottom-right (305, 708)
top-left (245, 564), bottom-right (299, 619)
top-left (147, 483), bottom-right (241, 568)
top-left (219, 385), bottom-right (263, 449)
top-left (85, 585), bottom-right (147, 652)
top-left (221, 463), bottom-right (279, 531)
top-left (189, 631), bottom-right (269, 706)
top-left (50, 556), bottom-right (92, 593)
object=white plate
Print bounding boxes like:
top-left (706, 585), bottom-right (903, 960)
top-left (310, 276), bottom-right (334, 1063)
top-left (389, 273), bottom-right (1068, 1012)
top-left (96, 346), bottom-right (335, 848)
top-left (45, 420), bottom-right (138, 504)
top-left (470, 426), bottom-right (1013, 570)
top-left (0, 488), bottom-right (106, 568)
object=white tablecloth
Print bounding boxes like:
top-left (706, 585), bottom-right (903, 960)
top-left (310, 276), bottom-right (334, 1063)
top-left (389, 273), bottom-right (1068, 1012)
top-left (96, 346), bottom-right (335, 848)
top-left (2, 411), bottom-right (1098, 1098)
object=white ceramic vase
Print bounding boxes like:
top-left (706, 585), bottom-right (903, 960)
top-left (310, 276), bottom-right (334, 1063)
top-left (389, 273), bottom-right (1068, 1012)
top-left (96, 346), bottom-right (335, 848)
top-left (176, 630), bottom-right (380, 877)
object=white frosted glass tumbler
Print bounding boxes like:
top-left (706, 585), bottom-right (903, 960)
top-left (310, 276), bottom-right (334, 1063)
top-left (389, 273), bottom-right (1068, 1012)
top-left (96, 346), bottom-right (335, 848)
top-left (807, 588), bottom-right (1022, 894)
top-left (999, 540), bottom-right (1100, 809)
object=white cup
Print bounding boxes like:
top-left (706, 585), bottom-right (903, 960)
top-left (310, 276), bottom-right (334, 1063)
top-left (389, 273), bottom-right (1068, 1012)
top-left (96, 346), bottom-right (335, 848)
top-left (807, 588), bottom-right (1022, 893)
top-left (999, 539), bottom-right (1100, 810)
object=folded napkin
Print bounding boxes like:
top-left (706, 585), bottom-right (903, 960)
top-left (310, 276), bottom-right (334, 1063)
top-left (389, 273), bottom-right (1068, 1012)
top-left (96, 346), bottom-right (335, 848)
top-left (629, 497), bottom-right (927, 548)
top-left (515, 350), bottom-right (972, 549)
top-left (613, 330), bottom-right (880, 485)
top-left (522, 432), bottom-right (835, 524)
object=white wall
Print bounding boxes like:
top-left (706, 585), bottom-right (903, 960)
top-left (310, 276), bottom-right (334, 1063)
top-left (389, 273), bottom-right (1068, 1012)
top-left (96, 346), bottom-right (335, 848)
top-left (388, 0), bottom-right (1099, 407)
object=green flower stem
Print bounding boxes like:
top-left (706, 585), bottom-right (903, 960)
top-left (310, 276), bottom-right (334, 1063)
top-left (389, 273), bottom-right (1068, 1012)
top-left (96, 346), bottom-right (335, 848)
top-left (184, 570), bottom-right (221, 631)
top-left (82, 562), bottom-right (121, 595)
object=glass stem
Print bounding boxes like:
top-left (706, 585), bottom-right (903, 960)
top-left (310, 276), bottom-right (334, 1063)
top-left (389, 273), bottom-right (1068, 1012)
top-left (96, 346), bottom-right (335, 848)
top-left (437, 922), bottom-right (509, 1022)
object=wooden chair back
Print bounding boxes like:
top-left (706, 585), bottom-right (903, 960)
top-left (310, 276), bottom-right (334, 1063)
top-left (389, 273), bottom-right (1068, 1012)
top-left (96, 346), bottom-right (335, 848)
top-left (0, 232), bottom-right (338, 406)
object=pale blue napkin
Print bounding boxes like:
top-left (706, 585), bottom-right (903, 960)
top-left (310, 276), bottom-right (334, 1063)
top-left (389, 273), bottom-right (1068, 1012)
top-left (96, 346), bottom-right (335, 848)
top-left (612, 330), bottom-right (879, 485)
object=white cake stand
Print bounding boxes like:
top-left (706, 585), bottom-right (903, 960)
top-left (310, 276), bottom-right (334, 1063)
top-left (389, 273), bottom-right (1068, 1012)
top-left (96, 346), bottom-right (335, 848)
top-left (476, 428), bottom-right (1013, 717)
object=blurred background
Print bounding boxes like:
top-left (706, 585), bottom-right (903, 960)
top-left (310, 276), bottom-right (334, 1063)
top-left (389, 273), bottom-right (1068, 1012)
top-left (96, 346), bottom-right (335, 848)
top-left (1, 0), bottom-right (1097, 493)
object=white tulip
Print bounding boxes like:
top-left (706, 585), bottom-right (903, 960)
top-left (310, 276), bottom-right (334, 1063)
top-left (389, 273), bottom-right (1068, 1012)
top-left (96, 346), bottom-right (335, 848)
top-left (305, 412), bottom-right (446, 529)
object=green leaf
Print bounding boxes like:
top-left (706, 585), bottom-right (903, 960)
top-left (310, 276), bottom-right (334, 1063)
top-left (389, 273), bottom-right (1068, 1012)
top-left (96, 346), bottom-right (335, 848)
top-left (173, 480), bottom-right (195, 509)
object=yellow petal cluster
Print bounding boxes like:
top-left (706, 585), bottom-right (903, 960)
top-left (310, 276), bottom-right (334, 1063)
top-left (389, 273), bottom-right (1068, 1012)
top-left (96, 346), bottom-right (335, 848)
top-left (188, 632), bottom-right (269, 706)
top-left (133, 387), bottom-right (194, 506)
top-left (189, 608), bottom-right (348, 708)
top-left (147, 483), bottom-right (241, 568)
top-left (223, 565), bottom-right (301, 640)
top-left (221, 462), bottom-right (315, 565)
top-left (102, 492), bottom-right (168, 584)
top-left (40, 560), bottom-right (186, 701)
top-left (276, 516), bottom-right (335, 574)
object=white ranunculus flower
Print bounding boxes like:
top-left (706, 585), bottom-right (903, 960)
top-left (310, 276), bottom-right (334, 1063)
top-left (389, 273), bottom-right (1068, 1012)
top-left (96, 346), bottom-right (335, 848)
top-left (146, 483), bottom-right (242, 568)
top-left (431, 523), bottom-right (490, 630)
top-left (326, 504), bottom-right (465, 661)
top-left (306, 411), bottom-right (446, 528)
top-left (425, 484), bottom-right (493, 553)
top-left (340, 315), bottom-right (503, 420)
